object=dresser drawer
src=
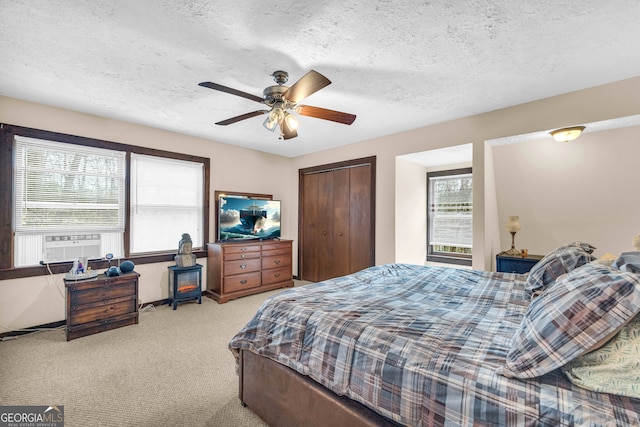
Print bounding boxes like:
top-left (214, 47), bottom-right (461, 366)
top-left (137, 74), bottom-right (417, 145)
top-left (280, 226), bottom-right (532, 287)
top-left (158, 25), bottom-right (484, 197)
top-left (70, 282), bottom-right (136, 306)
top-left (261, 241), bottom-right (291, 252)
top-left (224, 244), bottom-right (261, 255)
top-left (262, 266), bottom-right (291, 286)
top-left (262, 246), bottom-right (292, 258)
top-left (224, 250), bottom-right (261, 261)
top-left (224, 258), bottom-right (261, 275)
top-left (68, 296), bottom-right (136, 326)
top-left (262, 254), bottom-right (291, 270)
top-left (224, 272), bottom-right (261, 293)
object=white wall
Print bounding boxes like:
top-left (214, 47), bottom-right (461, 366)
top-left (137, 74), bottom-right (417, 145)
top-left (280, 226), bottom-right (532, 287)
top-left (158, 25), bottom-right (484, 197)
top-left (492, 125), bottom-right (640, 257)
top-left (395, 158), bottom-right (427, 264)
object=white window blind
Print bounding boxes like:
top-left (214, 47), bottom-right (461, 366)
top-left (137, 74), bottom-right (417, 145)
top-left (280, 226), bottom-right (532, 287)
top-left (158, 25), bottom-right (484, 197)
top-left (14, 136), bottom-right (126, 233)
top-left (428, 173), bottom-right (473, 248)
top-left (130, 154), bottom-right (204, 253)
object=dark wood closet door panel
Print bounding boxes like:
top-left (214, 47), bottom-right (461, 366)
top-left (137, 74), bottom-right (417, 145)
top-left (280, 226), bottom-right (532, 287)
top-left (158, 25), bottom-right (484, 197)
top-left (349, 165), bottom-right (373, 273)
top-left (301, 172), bottom-right (321, 282)
top-left (332, 168), bottom-right (351, 280)
top-left (316, 171), bottom-right (335, 281)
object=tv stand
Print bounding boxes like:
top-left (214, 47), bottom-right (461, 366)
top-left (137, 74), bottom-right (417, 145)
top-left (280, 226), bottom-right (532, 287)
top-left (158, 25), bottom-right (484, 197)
top-left (206, 239), bottom-right (293, 303)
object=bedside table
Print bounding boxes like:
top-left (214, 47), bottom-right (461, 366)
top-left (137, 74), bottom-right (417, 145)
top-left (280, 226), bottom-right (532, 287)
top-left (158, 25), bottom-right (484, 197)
top-left (496, 254), bottom-right (543, 273)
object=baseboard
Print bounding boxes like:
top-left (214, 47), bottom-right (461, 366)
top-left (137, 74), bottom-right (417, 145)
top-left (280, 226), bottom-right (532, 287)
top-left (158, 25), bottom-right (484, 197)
top-left (0, 320), bottom-right (65, 339)
top-left (0, 299), bottom-right (171, 339)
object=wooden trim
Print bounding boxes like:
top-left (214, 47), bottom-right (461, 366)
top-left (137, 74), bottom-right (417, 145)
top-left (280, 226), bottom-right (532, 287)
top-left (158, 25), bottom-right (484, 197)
top-left (0, 320), bottom-right (65, 339)
top-left (0, 126), bottom-right (14, 270)
top-left (0, 123), bottom-right (211, 280)
top-left (0, 250), bottom-right (207, 281)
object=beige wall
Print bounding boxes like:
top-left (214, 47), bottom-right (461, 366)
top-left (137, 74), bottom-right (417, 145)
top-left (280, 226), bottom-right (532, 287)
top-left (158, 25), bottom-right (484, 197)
top-left (492, 125), bottom-right (640, 257)
top-left (0, 96), bottom-right (291, 331)
top-left (290, 76), bottom-right (640, 270)
top-left (2, 75), bottom-right (640, 331)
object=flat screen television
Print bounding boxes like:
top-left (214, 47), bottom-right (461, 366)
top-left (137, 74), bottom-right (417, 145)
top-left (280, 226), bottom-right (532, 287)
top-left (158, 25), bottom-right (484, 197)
top-left (217, 196), bottom-right (281, 241)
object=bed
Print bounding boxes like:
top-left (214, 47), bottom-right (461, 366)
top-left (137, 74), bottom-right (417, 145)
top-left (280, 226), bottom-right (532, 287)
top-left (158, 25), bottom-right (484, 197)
top-left (229, 244), bottom-right (640, 426)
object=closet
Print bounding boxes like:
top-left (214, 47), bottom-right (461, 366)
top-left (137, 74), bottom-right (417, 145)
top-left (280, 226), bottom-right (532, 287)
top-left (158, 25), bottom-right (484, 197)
top-left (299, 156), bottom-right (375, 282)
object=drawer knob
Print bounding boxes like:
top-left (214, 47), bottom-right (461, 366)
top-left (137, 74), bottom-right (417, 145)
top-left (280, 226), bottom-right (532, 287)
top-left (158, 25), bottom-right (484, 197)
top-left (241, 254), bottom-right (246, 258)
top-left (240, 264), bottom-right (246, 269)
top-left (274, 273), bottom-right (280, 278)
top-left (240, 280), bottom-right (247, 284)
top-left (274, 260), bottom-right (281, 265)
top-left (241, 248), bottom-right (247, 252)
top-left (275, 250), bottom-right (280, 254)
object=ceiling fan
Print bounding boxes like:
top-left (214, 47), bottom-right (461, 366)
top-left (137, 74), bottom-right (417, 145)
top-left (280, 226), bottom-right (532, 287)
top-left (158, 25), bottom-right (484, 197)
top-left (198, 70), bottom-right (356, 140)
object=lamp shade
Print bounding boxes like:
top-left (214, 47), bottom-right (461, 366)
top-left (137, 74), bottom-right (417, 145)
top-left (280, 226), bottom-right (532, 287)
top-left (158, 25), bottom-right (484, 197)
top-left (550, 126), bottom-right (585, 142)
top-left (506, 216), bottom-right (521, 233)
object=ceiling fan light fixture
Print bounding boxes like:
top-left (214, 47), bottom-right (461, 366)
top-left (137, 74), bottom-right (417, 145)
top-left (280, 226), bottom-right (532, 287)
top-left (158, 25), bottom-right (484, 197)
top-left (550, 126), bottom-right (585, 142)
top-left (263, 115), bottom-right (277, 131)
top-left (284, 112), bottom-right (299, 130)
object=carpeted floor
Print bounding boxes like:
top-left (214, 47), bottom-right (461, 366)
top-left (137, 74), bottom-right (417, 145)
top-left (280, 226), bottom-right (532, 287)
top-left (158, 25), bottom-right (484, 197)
top-left (0, 282), bottom-right (309, 426)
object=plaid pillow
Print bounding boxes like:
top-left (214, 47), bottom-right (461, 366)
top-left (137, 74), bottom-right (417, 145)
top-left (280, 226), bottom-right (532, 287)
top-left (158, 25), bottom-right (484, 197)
top-left (497, 262), bottom-right (640, 379)
top-left (524, 242), bottom-right (596, 296)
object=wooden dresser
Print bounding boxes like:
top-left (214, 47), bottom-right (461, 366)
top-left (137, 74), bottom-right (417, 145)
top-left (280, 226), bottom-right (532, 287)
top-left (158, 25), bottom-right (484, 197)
top-left (65, 271), bottom-right (140, 341)
top-left (207, 239), bottom-right (294, 303)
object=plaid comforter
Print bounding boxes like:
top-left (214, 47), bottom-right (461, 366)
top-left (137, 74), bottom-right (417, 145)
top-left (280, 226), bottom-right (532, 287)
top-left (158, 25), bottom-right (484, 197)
top-left (228, 264), bottom-right (640, 426)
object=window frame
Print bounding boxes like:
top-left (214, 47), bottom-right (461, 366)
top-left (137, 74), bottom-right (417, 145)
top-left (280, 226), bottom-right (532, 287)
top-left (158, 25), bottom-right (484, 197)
top-left (0, 124), bottom-right (210, 280)
top-left (426, 167), bottom-right (472, 266)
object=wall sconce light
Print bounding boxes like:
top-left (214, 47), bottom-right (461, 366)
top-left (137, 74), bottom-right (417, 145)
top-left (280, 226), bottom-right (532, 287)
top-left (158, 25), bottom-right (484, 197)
top-left (550, 126), bottom-right (585, 142)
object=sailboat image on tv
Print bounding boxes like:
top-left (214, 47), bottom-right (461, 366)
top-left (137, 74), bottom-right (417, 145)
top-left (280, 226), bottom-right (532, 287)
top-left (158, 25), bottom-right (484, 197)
top-left (218, 196), bottom-right (282, 241)
top-left (240, 204), bottom-right (267, 234)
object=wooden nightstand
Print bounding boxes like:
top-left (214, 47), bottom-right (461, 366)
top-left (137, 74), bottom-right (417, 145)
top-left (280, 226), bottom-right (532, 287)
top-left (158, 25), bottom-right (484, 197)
top-left (496, 254), bottom-right (543, 273)
top-left (65, 271), bottom-right (139, 340)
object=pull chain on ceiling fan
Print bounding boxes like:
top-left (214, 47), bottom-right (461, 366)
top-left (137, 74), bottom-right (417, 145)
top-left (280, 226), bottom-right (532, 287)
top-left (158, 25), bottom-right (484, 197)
top-left (198, 70), bottom-right (356, 140)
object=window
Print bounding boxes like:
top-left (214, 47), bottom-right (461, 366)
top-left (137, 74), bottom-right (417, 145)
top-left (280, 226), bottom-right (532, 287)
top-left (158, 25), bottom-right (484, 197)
top-left (0, 124), bottom-right (210, 278)
top-left (13, 136), bottom-right (126, 267)
top-left (427, 168), bottom-right (472, 265)
top-left (130, 154), bottom-right (204, 253)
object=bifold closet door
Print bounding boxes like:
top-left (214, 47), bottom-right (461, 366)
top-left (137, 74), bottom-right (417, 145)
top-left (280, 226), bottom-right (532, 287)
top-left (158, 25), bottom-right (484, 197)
top-left (300, 159), bottom-right (374, 283)
top-left (301, 170), bottom-right (341, 283)
top-left (347, 164), bottom-right (372, 274)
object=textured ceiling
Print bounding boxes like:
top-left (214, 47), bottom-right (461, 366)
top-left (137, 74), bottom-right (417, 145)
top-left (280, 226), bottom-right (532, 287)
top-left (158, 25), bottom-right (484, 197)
top-left (1, 1), bottom-right (639, 157)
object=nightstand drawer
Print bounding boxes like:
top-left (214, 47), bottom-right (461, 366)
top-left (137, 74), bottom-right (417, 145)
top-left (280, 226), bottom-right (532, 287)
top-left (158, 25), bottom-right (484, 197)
top-left (496, 254), bottom-right (543, 273)
top-left (70, 282), bottom-right (136, 306)
top-left (68, 296), bottom-right (136, 326)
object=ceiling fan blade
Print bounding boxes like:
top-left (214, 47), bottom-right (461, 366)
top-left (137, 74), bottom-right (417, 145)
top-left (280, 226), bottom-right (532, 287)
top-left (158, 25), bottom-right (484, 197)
top-left (215, 110), bottom-right (268, 126)
top-left (199, 82), bottom-right (264, 103)
top-left (283, 70), bottom-right (331, 103)
top-left (281, 120), bottom-right (298, 140)
top-left (297, 105), bottom-right (356, 125)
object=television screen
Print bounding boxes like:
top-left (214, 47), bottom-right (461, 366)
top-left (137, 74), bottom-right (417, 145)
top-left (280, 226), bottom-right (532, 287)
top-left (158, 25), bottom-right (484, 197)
top-left (218, 197), bottom-right (281, 241)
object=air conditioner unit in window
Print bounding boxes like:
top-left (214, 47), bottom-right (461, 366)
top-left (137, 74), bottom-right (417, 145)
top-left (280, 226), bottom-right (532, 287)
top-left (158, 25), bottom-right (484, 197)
top-left (42, 234), bottom-right (102, 264)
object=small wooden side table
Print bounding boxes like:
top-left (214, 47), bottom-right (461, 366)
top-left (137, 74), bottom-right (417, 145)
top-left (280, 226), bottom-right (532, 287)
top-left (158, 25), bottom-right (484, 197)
top-left (496, 254), bottom-right (543, 274)
top-left (168, 264), bottom-right (202, 310)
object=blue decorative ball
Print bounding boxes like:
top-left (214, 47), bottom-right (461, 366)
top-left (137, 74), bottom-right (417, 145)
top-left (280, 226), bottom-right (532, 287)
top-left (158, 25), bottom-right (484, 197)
top-left (120, 260), bottom-right (135, 273)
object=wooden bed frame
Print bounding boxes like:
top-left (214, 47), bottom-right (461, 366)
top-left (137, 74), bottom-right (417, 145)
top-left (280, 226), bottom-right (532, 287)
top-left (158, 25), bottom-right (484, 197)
top-left (238, 349), bottom-right (399, 426)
